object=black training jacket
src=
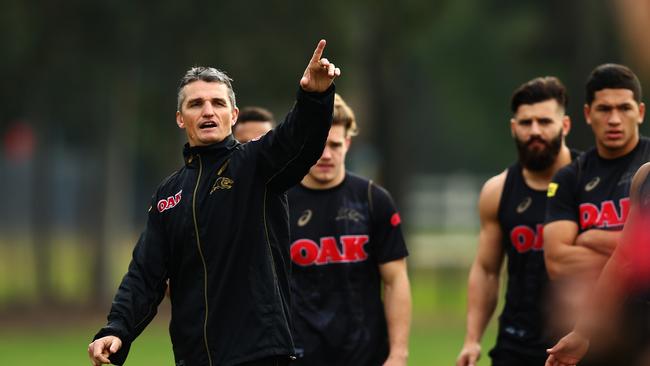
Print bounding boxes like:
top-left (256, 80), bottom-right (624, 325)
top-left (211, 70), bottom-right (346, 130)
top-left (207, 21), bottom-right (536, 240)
top-left (94, 86), bottom-right (334, 366)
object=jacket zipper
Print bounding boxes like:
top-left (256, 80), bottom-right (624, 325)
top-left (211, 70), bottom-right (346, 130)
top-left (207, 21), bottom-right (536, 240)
top-left (192, 155), bottom-right (213, 366)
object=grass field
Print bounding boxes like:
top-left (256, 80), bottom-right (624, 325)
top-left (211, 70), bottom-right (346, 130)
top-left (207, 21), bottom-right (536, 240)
top-left (0, 269), bottom-right (500, 365)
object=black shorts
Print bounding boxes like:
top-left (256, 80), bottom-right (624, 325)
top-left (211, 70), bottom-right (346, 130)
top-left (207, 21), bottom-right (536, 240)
top-left (489, 348), bottom-right (547, 366)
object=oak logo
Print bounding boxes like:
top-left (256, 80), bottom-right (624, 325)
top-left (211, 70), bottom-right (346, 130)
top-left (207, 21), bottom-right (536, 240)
top-left (157, 190), bottom-right (182, 213)
top-left (297, 209), bottom-right (313, 227)
top-left (291, 235), bottom-right (369, 266)
top-left (510, 224), bottom-right (544, 253)
top-left (585, 177), bottom-right (601, 192)
top-left (579, 198), bottom-right (630, 229)
top-left (516, 197), bottom-right (532, 214)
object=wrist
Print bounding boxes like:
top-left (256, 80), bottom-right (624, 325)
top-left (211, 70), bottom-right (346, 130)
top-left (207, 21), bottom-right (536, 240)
top-left (388, 347), bottom-right (409, 360)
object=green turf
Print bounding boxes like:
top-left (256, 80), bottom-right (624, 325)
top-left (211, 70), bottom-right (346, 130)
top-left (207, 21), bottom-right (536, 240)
top-left (0, 321), bottom-right (497, 365)
top-left (0, 268), bottom-right (501, 365)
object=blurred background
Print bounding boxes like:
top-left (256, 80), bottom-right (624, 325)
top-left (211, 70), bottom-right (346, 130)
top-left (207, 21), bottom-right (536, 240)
top-left (2, 0), bottom-right (650, 364)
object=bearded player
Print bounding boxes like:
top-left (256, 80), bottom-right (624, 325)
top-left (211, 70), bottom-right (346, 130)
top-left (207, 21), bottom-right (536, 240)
top-left (457, 76), bottom-right (576, 366)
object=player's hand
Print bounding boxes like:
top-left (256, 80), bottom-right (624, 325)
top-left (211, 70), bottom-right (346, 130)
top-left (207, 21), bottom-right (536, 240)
top-left (545, 331), bottom-right (589, 366)
top-left (300, 39), bottom-right (341, 93)
top-left (88, 336), bottom-right (122, 366)
top-left (382, 352), bottom-right (408, 366)
top-left (456, 342), bottom-right (481, 366)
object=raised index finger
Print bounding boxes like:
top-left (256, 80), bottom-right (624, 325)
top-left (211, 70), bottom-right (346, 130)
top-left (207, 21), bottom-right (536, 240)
top-left (310, 39), bottom-right (327, 64)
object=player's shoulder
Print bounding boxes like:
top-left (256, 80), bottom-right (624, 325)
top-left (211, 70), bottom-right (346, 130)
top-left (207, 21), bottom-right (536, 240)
top-left (630, 162), bottom-right (650, 202)
top-left (351, 173), bottom-right (393, 201)
top-left (478, 170), bottom-right (507, 218)
top-left (157, 170), bottom-right (181, 191)
top-left (633, 162), bottom-right (650, 179)
top-left (482, 169), bottom-right (508, 197)
top-left (345, 171), bottom-right (380, 193)
top-left (553, 149), bottom-right (592, 182)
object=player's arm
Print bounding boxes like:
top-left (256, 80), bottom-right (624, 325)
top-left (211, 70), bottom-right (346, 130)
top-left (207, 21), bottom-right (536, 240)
top-left (379, 258), bottom-right (411, 366)
top-left (457, 173), bottom-right (506, 366)
top-left (88, 194), bottom-right (170, 366)
top-left (543, 220), bottom-right (609, 280)
top-left (543, 164), bottom-right (609, 280)
top-left (545, 164), bottom-right (650, 365)
top-left (256, 40), bottom-right (339, 191)
top-left (574, 229), bottom-right (620, 256)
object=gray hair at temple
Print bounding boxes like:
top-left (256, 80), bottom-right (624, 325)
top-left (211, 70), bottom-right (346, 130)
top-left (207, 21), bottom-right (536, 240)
top-left (177, 66), bottom-right (237, 111)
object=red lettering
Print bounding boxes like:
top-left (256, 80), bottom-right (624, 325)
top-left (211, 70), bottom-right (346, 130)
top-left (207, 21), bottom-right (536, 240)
top-left (620, 198), bottom-right (631, 223)
top-left (157, 190), bottom-right (183, 213)
top-left (510, 226), bottom-right (535, 253)
top-left (341, 235), bottom-right (369, 261)
top-left (597, 201), bottom-right (622, 227)
top-left (579, 203), bottom-right (599, 230)
top-left (533, 224), bottom-right (544, 250)
top-left (316, 237), bottom-right (343, 265)
top-left (157, 200), bottom-right (168, 212)
top-left (291, 235), bottom-right (370, 266)
top-left (580, 199), bottom-right (631, 230)
top-left (291, 239), bottom-right (319, 266)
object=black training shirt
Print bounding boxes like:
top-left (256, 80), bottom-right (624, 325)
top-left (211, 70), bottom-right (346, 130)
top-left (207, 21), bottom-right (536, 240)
top-left (288, 173), bottom-right (408, 366)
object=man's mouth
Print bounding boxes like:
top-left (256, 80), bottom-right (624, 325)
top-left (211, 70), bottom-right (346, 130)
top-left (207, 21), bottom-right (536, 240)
top-left (606, 130), bottom-right (623, 139)
top-left (527, 139), bottom-right (547, 148)
top-left (199, 121), bottom-right (217, 129)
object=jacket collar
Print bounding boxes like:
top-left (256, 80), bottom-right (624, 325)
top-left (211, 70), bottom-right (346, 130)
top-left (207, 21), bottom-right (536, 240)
top-left (183, 135), bottom-right (238, 166)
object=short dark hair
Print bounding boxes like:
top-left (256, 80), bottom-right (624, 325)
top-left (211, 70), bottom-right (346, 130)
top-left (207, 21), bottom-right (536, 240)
top-left (585, 63), bottom-right (642, 105)
top-left (177, 66), bottom-right (236, 110)
top-left (236, 106), bottom-right (275, 127)
top-left (511, 76), bottom-right (568, 113)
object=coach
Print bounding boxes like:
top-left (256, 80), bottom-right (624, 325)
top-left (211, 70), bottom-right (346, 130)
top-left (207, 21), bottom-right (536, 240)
top-left (88, 40), bottom-right (340, 366)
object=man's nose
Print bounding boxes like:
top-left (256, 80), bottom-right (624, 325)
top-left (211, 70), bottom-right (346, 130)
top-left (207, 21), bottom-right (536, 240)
top-left (530, 120), bottom-right (542, 135)
top-left (608, 109), bottom-right (622, 125)
top-left (201, 102), bottom-right (215, 117)
top-left (320, 146), bottom-right (332, 159)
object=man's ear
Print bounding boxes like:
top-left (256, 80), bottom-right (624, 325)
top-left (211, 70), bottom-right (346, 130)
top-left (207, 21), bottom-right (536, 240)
top-left (562, 115), bottom-right (571, 136)
top-left (231, 107), bottom-right (240, 126)
top-left (584, 104), bottom-right (592, 125)
top-left (176, 111), bottom-right (185, 129)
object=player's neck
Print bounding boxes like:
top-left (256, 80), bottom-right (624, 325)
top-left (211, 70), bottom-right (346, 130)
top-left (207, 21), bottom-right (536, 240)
top-left (596, 134), bottom-right (639, 160)
top-left (301, 171), bottom-right (346, 190)
top-left (522, 145), bottom-right (572, 190)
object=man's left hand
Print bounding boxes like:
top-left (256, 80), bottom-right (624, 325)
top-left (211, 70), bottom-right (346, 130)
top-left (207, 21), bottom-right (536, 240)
top-left (300, 39), bottom-right (341, 93)
top-left (383, 353), bottom-right (408, 366)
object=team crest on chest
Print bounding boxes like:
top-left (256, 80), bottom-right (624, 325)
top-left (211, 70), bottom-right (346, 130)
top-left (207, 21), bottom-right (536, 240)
top-left (335, 207), bottom-right (365, 223)
top-left (210, 176), bottom-right (234, 194)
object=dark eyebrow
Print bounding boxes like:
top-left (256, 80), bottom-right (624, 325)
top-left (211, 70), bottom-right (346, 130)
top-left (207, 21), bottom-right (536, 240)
top-left (211, 97), bottom-right (228, 104)
top-left (186, 97), bottom-right (203, 105)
